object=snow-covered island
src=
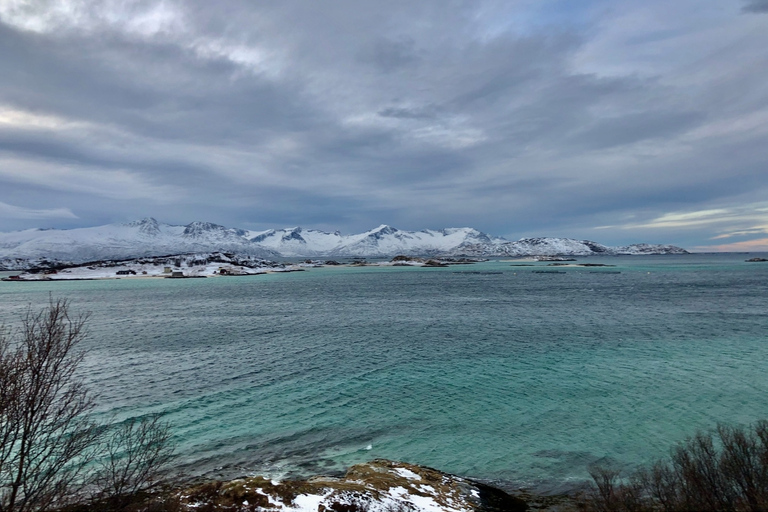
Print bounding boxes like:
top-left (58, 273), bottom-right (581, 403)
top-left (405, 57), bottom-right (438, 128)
top-left (1, 253), bottom-right (490, 281)
top-left (0, 218), bottom-right (688, 272)
top-left (1, 253), bottom-right (305, 281)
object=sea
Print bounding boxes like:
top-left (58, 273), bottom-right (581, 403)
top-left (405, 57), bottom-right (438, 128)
top-left (1, 253), bottom-right (767, 494)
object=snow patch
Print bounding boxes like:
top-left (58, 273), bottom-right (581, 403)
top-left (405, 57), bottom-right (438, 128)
top-left (394, 467), bottom-right (422, 481)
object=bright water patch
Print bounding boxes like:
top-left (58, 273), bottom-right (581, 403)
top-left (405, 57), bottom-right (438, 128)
top-left (1, 254), bottom-right (767, 491)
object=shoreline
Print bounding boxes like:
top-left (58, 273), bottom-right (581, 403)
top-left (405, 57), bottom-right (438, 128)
top-left (153, 459), bottom-right (580, 512)
top-left (1, 256), bottom-right (487, 282)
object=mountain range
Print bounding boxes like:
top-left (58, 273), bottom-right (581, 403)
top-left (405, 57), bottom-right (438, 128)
top-left (0, 217), bottom-right (687, 269)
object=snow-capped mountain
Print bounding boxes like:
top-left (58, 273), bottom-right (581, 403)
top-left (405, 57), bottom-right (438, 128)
top-left (0, 218), bottom-right (687, 269)
top-left (613, 243), bottom-right (689, 255)
top-left (247, 225), bottom-right (502, 257)
top-left (0, 218), bottom-right (280, 265)
top-left (449, 237), bottom-right (613, 257)
top-left (447, 238), bottom-right (687, 257)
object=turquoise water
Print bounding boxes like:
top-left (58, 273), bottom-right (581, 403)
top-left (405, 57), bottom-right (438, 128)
top-left (1, 254), bottom-right (767, 492)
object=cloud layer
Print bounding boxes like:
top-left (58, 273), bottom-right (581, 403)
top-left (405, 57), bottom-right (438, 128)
top-left (1, 0), bottom-right (767, 250)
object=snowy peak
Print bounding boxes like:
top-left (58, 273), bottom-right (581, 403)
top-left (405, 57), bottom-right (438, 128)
top-left (366, 225), bottom-right (399, 238)
top-left (246, 227), bottom-right (340, 255)
top-left (183, 221), bottom-right (225, 237)
top-left (436, 227), bottom-right (492, 242)
top-left (248, 229), bottom-right (275, 243)
top-left (182, 221), bottom-right (249, 243)
top-left (126, 217), bottom-right (161, 236)
top-left (281, 228), bottom-right (306, 243)
top-left (336, 225), bottom-right (503, 257)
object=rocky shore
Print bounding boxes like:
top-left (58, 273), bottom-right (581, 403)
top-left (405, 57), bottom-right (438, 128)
top-left (163, 460), bottom-right (579, 512)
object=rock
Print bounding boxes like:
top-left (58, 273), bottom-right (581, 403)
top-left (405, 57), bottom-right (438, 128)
top-left (392, 255), bottom-right (422, 262)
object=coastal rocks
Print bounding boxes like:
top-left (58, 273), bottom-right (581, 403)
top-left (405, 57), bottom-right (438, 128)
top-left (746, 257), bottom-right (768, 262)
top-left (390, 255), bottom-right (483, 267)
top-left (176, 460), bottom-right (528, 512)
top-left (390, 255), bottom-right (444, 266)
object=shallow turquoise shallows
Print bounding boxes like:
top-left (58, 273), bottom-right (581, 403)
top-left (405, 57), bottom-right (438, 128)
top-left (1, 253), bottom-right (767, 492)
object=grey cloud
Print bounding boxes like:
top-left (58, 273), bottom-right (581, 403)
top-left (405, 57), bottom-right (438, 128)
top-left (567, 110), bottom-right (706, 149)
top-left (0, 1), bottom-right (767, 248)
top-left (0, 201), bottom-right (77, 220)
top-left (742, 0), bottom-right (768, 13)
top-left (0, 22), bottom-right (321, 144)
top-left (0, 127), bottom-right (215, 188)
top-left (364, 38), bottom-right (420, 72)
top-left (378, 105), bottom-right (439, 120)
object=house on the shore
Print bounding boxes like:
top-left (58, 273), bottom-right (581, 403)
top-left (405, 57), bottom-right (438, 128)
top-left (116, 270), bottom-right (137, 275)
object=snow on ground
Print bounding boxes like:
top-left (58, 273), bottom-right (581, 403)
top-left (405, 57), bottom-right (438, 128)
top-left (172, 460), bottom-right (507, 512)
top-left (3, 256), bottom-right (298, 280)
top-left (394, 467), bottom-right (423, 481)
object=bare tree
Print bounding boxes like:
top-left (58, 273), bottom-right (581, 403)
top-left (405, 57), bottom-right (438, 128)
top-left (95, 414), bottom-right (176, 508)
top-left (588, 421), bottom-right (768, 512)
top-left (0, 299), bottom-right (99, 512)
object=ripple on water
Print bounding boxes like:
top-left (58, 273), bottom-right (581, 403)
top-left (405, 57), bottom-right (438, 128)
top-left (1, 255), bottom-right (768, 490)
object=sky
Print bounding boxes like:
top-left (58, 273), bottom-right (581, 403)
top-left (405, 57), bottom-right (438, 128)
top-left (1, 1), bottom-right (767, 251)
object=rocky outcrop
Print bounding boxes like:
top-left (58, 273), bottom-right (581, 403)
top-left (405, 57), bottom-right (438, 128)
top-left (175, 459), bottom-right (529, 512)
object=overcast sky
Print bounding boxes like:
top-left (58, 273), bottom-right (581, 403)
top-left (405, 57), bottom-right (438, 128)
top-left (1, 0), bottom-right (768, 251)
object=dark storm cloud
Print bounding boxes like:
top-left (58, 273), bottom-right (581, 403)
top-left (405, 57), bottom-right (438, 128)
top-left (0, 0), bottom-right (767, 249)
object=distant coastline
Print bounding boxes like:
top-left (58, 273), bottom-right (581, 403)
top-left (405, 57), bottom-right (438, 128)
top-left (0, 218), bottom-right (688, 272)
top-left (1, 253), bottom-right (487, 280)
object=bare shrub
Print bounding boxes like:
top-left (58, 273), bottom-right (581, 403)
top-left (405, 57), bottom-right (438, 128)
top-left (636, 460), bottom-right (681, 511)
top-left (94, 414), bottom-right (176, 509)
top-left (0, 300), bottom-right (176, 512)
top-left (588, 464), bottom-right (621, 511)
top-left (0, 299), bottom-right (99, 512)
top-left (587, 465), bottom-right (643, 512)
top-left (588, 421), bottom-right (768, 512)
top-left (718, 422), bottom-right (768, 511)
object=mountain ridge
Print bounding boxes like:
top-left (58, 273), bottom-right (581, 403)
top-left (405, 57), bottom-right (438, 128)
top-left (0, 217), bottom-right (688, 269)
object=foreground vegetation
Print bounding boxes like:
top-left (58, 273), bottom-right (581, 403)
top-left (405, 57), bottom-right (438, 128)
top-left (0, 300), bottom-right (174, 512)
top-left (586, 420), bottom-right (768, 512)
